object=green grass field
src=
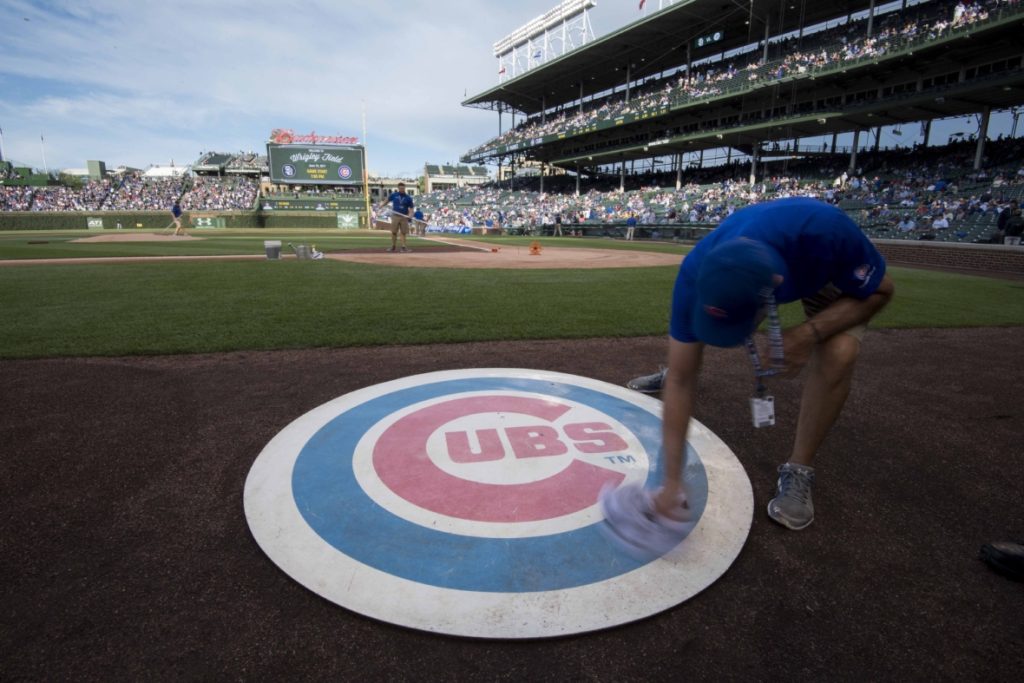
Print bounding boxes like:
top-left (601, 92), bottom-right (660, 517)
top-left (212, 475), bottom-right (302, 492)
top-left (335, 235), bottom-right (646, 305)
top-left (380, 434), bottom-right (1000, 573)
top-left (0, 230), bottom-right (688, 260)
top-left (0, 231), bottom-right (1021, 358)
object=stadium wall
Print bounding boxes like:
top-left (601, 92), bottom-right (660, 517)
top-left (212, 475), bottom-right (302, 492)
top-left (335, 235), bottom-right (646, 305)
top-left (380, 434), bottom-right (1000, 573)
top-left (874, 240), bottom-right (1024, 277)
top-left (0, 212), bottom-right (182, 231)
top-left (0, 211), bottom-right (346, 231)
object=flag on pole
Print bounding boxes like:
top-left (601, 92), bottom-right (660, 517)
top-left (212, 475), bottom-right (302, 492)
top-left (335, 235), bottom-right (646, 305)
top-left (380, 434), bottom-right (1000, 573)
top-left (639, 0), bottom-right (646, 9)
top-left (498, 65), bottom-right (506, 75)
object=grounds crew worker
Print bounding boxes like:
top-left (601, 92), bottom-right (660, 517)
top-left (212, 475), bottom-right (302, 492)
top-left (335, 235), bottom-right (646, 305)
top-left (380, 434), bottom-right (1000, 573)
top-left (170, 200), bottom-right (184, 236)
top-left (379, 182), bottom-right (414, 253)
top-left (654, 197), bottom-right (894, 530)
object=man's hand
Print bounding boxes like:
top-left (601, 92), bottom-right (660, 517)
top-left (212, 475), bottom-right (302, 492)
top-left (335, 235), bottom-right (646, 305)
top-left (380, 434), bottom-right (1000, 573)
top-left (653, 482), bottom-right (693, 521)
top-left (775, 322), bottom-right (817, 378)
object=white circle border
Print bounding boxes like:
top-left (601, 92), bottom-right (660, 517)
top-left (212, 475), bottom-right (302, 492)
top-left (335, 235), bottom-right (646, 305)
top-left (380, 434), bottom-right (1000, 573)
top-left (244, 368), bottom-right (753, 639)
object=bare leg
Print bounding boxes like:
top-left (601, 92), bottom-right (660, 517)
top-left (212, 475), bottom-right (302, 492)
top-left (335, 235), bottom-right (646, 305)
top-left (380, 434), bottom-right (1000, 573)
top-left (789, 333), bottom-right (860, 466)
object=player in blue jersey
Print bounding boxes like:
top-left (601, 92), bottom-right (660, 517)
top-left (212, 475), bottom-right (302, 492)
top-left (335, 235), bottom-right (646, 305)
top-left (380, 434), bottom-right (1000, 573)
top-left (631, 197), bottom-right (894, 532)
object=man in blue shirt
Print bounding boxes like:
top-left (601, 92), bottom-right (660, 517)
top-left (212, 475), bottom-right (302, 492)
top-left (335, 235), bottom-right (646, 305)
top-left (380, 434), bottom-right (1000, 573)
top-left (412, 208), bottom-right (425, 235)
top-left (639, 198), bottom-right (894, 531)
top-left (170, 201), bottom-right (184, 236)
top-left (625, 213), bottom-right (638, 241)
top-left (379, 182), bottom-right (414, 252)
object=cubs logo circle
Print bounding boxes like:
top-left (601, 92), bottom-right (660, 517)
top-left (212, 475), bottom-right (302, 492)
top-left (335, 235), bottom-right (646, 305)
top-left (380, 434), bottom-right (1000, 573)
top-left (245, 369), bottom-right (753, 638)
top-left (281, 164), bottom-right (296, 178)
top-left (337, 164), bottom-right (352, 179)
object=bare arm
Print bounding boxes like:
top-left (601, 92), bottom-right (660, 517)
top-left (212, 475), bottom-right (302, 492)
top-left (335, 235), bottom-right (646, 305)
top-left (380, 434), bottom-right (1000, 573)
top-left (782, 273), bottom-right (895, 374)
top-left (654, 338), bottom-right (703, 517)
top-left (808, 273), bottom-right (895, 340)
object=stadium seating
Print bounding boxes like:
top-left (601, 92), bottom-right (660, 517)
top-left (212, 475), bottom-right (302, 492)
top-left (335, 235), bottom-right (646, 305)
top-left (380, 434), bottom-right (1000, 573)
top-left (417, 136), bottom-right (1024, 243)
top-left (466, 0), bottom-right (1013, 158)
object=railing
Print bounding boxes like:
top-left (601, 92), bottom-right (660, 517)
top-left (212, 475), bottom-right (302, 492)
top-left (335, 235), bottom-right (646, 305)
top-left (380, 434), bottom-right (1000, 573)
top-left (464, 2), bottom-right (1024, 160)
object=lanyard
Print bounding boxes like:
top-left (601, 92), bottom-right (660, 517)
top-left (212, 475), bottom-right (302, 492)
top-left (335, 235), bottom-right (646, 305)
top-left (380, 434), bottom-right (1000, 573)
top-left (743, 295), bottom-right (784, 396)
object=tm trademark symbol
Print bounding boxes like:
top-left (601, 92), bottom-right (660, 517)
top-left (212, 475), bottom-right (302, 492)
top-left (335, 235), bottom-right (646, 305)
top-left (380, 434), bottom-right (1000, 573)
top-left (603, 454), bottom-right (636, 464)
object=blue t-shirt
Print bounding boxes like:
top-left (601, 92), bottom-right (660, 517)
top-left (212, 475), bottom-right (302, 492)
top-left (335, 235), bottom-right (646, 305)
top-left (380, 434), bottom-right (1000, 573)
top-left (389, 191), bottom-right (413, 216)
top-left (670, 197), bottom-right (886, 343)
top-left (171, 203), bottom-right (182, 218)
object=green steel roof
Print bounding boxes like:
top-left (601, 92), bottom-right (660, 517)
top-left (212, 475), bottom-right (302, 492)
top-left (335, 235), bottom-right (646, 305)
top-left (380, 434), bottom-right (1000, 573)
top-left (463, 0), bottom-right (874, 114)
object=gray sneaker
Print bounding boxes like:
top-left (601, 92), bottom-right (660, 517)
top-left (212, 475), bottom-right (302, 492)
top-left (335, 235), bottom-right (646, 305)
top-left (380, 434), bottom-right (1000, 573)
top-left (767, 463), bottom-right (815, 530)
top-left (627, 366), bottom-right (667, 394)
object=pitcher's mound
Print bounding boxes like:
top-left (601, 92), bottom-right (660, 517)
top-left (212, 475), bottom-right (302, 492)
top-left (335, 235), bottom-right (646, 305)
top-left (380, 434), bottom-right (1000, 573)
top-left (329, 239), bottom-right (681, 270)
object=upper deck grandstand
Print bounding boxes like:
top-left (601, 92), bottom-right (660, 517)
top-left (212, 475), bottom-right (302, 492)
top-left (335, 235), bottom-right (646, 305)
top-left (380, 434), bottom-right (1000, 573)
top-left (461, 0), bottom-right (1024, 192)
top-left (193, 151), bottom-right (268, 177)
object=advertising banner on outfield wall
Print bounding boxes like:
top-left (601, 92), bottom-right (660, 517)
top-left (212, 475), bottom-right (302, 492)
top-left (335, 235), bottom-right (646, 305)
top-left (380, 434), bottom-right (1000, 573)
top-left (336, 211), bottom-right (360, 229)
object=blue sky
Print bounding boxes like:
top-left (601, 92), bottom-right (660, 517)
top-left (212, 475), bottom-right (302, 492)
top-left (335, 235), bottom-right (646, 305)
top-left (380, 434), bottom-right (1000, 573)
top-left (1, 1), bottom-right (1016, 177)
top-left (0, 0), bottom-right (649, 176)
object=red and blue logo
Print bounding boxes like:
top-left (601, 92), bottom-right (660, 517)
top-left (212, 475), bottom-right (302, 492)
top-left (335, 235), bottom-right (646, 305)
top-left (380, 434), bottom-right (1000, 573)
top-left (245, 369), bottom-right (752, 638)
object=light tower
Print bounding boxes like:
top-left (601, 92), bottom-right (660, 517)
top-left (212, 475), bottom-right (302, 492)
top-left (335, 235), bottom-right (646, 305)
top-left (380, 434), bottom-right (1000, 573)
top-left (494, 0), bottom-right (596, 83)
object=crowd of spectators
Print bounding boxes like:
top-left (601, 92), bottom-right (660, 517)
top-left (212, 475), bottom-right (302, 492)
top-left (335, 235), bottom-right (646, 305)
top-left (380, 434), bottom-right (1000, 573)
top-left (0, 186), bottom-right (34, 211)
top-left (3, 133), bottom-right (1022, 246)
top-left (103, 175), bottom-right (185, 211)
top-left (417, 181), bottom-right (803, 231)
top-left (416, 137), bottom-right (1024, 244)
top-left (0, 173), bottom-right (261, 212)
top-left (180, 176), bottom-right (258, 210)
top-left (22, 181), bottom-right (112, 211)
top-left (467, 0), bottom-right (1010, 156)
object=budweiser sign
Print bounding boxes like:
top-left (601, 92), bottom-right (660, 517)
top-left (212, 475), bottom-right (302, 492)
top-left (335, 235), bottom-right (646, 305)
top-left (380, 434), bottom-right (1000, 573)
top-left (269, 129), bottom-right (359, 145)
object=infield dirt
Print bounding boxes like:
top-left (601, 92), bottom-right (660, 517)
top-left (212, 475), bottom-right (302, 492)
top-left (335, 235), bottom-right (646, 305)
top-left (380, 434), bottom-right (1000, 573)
top-left (1, 327), bottom-right (1021, 680)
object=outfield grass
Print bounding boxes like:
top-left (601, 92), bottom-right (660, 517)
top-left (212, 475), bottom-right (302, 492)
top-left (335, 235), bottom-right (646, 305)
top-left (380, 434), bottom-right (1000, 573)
top-left (1, 240), bottom-right (1021, 358)
top-left (0, 230), bottom-right (398, 260)
top-left (0, 231), bottom-right (690, 260)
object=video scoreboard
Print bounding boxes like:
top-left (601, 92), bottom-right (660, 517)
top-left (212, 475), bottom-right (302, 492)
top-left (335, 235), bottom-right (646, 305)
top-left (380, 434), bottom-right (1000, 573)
top-left (266, 143), bottom-right (365, 186)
